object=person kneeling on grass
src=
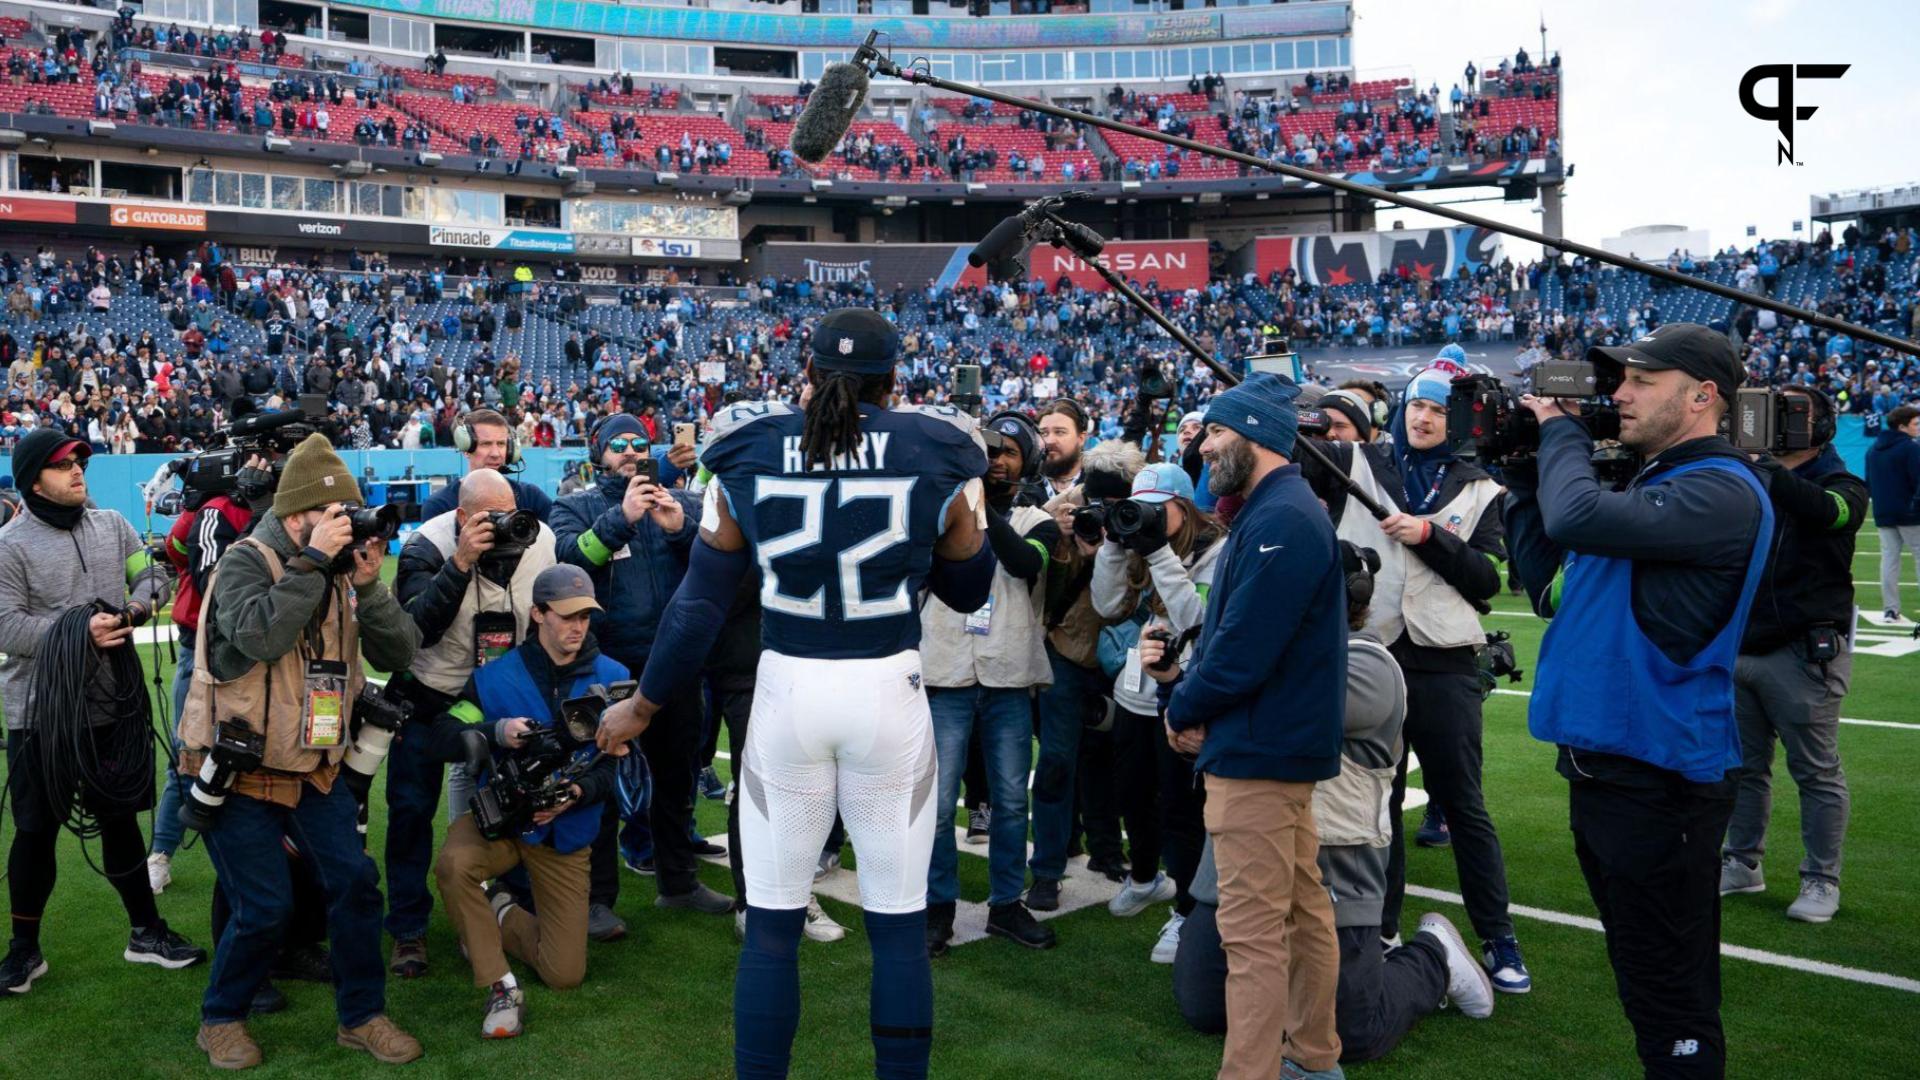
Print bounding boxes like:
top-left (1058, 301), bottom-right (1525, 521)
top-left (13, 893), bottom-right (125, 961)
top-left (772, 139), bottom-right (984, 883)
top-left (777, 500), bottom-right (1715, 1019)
top-left (1155, 541), bottom-right (1495, 1070)
top-left (428, 564), bottom-right (627, 1039)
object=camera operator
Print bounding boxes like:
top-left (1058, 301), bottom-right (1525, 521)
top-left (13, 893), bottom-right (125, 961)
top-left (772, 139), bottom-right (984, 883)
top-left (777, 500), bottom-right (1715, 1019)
top-left (1302, 356), bottom-right (1528, 992)
top-left (1162, 373), bottom-right (1348, 1080)
top-left (428, 565), bottom-right (625, 1039)
top-left (182, 433), bottom-right (423, 1069)
top-left (1162, 540), bottom-right (1496, 1064)
top-left (1721, 387), bottom-right (1865, 924)
top-left (552, 414), bottom-right (734, 929)
top-left (0, 429), bottom-right (201, 997)
top-left (1029, 438), bottom-right (1147, 912)
top-left (1088, 462), bottom-right (1223, 964)
top-left (1865, 405), bottom-right (1920, 623)
top-left (1503, 323), bottom-right (1772, 1078)
top-left (418, 408), bottom-right (554, 523)
top-left (921, 411), bottom-right (1059, 956)
top-left (384, 468), bottom-right (556, 978)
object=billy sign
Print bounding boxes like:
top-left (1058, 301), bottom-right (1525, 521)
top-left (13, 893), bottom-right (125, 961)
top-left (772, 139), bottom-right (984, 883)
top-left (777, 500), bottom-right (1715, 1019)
top-left (1030, 239), bottom-right (1209, 292)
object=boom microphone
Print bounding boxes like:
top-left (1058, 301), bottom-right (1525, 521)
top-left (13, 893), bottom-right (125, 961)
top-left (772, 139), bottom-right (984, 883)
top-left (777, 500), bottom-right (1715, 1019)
top-left (790, 61), bottom-right (870, 163)
top-left (968, 211), bottom-right (1035, 273)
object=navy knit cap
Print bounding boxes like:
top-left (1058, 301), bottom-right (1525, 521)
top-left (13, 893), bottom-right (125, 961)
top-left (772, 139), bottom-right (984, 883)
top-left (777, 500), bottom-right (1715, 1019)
top-left (1203, 372), bottom-right (1301, 458)
top-left (810, 308), bottom-right (899, 375)
top-left (592, 413), bottom-right (647, 459)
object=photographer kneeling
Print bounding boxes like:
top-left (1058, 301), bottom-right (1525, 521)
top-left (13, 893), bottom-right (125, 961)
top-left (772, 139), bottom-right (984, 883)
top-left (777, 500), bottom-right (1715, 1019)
top-left (184, 433), bottom-right (423, 1070)
top-left (430, 564), bottom-right (626, 1040)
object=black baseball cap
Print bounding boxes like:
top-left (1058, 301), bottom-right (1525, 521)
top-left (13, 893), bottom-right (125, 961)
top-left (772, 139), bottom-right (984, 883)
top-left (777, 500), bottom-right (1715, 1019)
top-left (1588, 323), bottom-right (1744, 403)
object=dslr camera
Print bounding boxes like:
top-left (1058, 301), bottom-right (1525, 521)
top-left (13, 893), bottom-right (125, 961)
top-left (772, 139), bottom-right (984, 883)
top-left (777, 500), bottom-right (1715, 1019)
top-left (178, 718), bottom-right (267, 833)
top-left (1447, 362), bottom-right (1623, 465)
top-left (478, 508), bottom-right (541, 561)
top-left (467, 681), bottom-right (635, 841)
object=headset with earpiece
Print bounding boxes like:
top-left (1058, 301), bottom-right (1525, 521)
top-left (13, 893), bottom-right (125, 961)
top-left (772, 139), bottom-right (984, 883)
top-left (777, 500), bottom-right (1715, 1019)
top-left (452, 412), bottom-right (520, 465)
top-left (985, 409), bottom-right (1043, 483)
top-left (1802, 387), bottom-right (1838, 446)
top-left (1341, 540), bottom-right (1381, 610)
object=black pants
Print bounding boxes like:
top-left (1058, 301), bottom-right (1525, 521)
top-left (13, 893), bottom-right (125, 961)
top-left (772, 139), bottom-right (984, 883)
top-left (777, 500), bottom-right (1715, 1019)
top-left (1567, 750), bottom-right (1735, 1079)
top-left (1075, 723), bottom-right (1125, 865)
top-left (1174, 904), bottom-right (1444, 1064)
top-left (714, 678), bottom-right (753, 901)
top-left (1383, 667), bottom-right (1513, 941)
top-left (590, 687), bottom-right (703, 904)
top-left (1113, 707), bottom-right (1205, 908)
top-left (7, 729), bottom-right (159, 939)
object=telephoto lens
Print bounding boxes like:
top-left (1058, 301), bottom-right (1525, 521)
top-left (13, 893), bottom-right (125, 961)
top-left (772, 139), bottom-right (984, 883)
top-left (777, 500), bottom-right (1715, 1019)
top-left (482, 508), bottom-right (541, 558)
top-left (346, 503), bottom-right (402, 543)
top-left (1105, 498), bottom-right (1166, 543)
top-left (341, 685), bottom-right (413, 807)
top-left (179, 719), bottom-right (267, 833)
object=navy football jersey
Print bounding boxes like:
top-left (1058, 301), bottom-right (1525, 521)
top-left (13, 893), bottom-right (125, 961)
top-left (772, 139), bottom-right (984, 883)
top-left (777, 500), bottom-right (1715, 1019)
top-left (700, 399), bottom-right (988, 661)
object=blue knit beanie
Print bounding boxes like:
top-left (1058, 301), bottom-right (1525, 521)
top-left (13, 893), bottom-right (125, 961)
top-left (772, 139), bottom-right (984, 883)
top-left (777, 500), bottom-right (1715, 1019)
top-left (592, 413), bottom-right (647, 458)
top-left (1203, 372), bottom-right (1301, 457)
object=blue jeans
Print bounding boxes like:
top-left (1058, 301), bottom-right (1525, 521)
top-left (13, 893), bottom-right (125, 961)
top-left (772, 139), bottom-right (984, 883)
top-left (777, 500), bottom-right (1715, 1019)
top-left (927, 686), bottom-right (1033, 907)
top-left (151, 643), bottom-right (194, 856)
top-left (383, 716), bottom-right (445, 942)
top-left (201, 781), bottom-right (385, 1026)
top-left (1029, 645), bottom-right (1101, 883)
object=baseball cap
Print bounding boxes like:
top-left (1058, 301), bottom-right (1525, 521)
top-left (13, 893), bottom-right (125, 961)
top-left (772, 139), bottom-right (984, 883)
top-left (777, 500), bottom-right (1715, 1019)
top-left (1588, 323), bottom-right (1744, 403)
top-left (1130, 462), bottom-right (1194, 505)
top-left (810, 308), bottom-right (899, 375)
top-left (533, 564), bottom-right (601, 616)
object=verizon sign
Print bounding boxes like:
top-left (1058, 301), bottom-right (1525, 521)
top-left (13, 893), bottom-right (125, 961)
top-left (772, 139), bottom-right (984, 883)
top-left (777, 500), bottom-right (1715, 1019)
top-left (1031, 239), bottom-right (1209, 292)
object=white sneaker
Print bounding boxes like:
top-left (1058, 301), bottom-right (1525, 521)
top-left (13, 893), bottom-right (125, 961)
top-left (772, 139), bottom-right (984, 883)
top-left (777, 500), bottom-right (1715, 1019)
top-left (1381, 933), bottom-right (1403, 951)
top-left (147, 853), bottom-right (172, 895)
top-left (815, 851), bottom-right (841, 882)
top-left (1786, 879), bottom-right (1839, 924)
top-left (1418, 912), bottom-right (1494, 1020)
top-left (1108, 872), bottom-right (1176, 918)
top-left (733, 908), bottom-right (747, 942)
top-left (803, 896), bottom-right (846, 943)
top-left (481, 979), bottom-right (523, 1039)
top-left (1149, 911), bottom-right (1185, 964)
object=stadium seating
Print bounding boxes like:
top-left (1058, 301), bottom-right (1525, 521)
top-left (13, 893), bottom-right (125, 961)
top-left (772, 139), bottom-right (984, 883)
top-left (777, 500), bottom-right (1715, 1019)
top-left (747, 119), bottom-right (917, 180)
top-left (397, 93), bottom-right (566, 154)
top-left (396, 69), bottom-right (497, 97)
top-left (0, 16), bottom-right (33, 39)
top-left (583, 86), bottom-right (682, 110)
top-left (934, 122), bottom-right (1099, 182)
top-left (569, 110), bottom-right (772, 176)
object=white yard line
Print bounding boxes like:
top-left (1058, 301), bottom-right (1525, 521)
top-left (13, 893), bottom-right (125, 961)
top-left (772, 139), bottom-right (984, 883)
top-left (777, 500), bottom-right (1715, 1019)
top-left (1403, 884), bottom-right (1920, 994)
top-left (1487, 687), bottom-right (1918, 731)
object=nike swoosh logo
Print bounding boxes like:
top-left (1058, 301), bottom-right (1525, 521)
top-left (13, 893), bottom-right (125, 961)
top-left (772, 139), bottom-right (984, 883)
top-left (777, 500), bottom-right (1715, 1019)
top-left (1259, 544), bottom-right (1284, 553)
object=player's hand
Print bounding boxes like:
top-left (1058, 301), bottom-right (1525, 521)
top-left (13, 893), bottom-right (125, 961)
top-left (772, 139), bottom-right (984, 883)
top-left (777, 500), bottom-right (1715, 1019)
top-left (500, 717), bottom-right (534, 748)
top-left (89, 611), bottom-right (133, 650)
top-left (531, 784), bottom-right (582, 827)
top-left (596, 694), bottom-right (657, 752)
top-left (622, 476), bottom-right (656, 524)
top-left (647, 488), bottom-right (686, 532)
top-left (1165, 720), bottom-right (1206, 756)
top-left (666, 442), bottom-right (697, 471)
top-left (350, 540), bottom-right (384, 587)
top-left (451, 517), bottom-right (496, 573)
top-left (1520, 394), bottom-right (1580, 424)
top-left (1378, 512), bottom-right (1431, 547)
top-left (306, 503), bottom-right (355, 560)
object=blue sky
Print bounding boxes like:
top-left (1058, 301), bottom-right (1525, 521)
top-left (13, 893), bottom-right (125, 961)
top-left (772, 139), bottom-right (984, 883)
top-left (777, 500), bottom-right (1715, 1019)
top-left (1346, 0), bottom-right (1917, 261)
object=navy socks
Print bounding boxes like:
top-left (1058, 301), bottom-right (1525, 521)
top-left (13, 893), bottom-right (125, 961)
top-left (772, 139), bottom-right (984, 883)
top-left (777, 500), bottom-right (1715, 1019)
top-left (865, 908), bottom-right (933, 1080)
top-left (734, 905), bottom-right (805, 1079)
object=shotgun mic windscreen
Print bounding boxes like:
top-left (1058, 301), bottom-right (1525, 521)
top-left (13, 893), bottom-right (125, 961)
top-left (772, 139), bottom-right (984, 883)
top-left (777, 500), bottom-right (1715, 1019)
top-left (968, 212), bottom-right (1034, 270)
top-left (789, 62), bottom-right (870, 164)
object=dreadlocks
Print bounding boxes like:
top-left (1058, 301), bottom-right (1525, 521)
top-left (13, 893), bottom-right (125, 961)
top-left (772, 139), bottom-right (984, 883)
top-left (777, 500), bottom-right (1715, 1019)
top-left (799, 365), bottom-right (894, 469)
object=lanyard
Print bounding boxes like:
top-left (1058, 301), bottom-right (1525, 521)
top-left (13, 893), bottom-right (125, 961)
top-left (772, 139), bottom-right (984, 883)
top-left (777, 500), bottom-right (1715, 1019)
top-left (1408, 462), bottom-right (1450, 516)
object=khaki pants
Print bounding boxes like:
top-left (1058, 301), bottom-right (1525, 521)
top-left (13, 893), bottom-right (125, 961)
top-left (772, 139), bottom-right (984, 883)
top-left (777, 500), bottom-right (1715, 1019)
top-left (1204, 774), bottom-right (1341, 1079)
top-left (434, 814), bottom-right (590, 991)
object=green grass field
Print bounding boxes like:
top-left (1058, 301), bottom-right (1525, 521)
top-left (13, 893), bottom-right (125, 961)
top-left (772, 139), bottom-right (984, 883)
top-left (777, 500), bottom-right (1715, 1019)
top-left (2, 533), bottom-right (1918, 1079)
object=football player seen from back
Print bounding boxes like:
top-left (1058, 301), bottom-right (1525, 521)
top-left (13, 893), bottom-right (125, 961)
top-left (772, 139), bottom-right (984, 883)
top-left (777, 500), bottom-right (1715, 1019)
top-left (597, 308), bottom-right (995, 1080)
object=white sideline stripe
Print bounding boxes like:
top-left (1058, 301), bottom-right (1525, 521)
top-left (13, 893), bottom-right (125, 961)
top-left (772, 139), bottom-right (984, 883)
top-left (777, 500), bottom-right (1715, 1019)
top-left (1402, 884), bottom-right (1920, 995)
top-left (1486, 687), bottom-right (1917, 731)
top-left (1481, 608), bottom-right (1920, 636)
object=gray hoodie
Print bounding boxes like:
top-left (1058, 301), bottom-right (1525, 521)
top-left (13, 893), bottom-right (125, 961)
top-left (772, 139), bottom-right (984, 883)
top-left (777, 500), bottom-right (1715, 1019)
top-left (1190, 629), bottom-right (1406, 929)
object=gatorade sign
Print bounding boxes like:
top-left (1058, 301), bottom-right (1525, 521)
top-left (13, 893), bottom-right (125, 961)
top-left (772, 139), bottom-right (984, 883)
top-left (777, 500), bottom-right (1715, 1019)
top-left (1030, 239), bottom-right (1208, 292)
top-left (109, 204), bottom-right (207, 231)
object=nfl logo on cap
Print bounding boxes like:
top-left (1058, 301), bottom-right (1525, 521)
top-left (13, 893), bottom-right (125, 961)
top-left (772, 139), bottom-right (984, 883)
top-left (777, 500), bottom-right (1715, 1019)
top-left (838, 337), bottom-right (855, 355)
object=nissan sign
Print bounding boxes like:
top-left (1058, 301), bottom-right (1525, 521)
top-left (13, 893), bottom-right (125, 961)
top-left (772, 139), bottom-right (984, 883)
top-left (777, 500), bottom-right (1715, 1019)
top-left (1031, 239), bottom-right (1209, 292)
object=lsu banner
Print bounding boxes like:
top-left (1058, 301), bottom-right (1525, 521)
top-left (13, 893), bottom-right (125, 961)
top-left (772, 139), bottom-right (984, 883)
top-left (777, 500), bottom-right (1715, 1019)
top-left (1030, 239), bottom-right (1209, 292)
top-left (1245, 226), bottom-right (1502, 286)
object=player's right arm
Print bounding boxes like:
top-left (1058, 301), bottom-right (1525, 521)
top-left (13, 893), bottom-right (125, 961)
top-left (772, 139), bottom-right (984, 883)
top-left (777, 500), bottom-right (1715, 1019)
top-left (927, 479), bottom-right (995, 613)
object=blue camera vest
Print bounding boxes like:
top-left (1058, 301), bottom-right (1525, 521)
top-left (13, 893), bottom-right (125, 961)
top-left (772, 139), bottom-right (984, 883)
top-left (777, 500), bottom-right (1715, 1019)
top-left (1529, 458), bottom-right (1774, 782)
top-left (472, 647), bottom-right (630, 853)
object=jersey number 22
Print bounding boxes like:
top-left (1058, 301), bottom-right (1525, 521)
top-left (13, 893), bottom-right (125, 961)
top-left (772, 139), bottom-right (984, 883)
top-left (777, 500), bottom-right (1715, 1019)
top-left (754, 476), bottom-right (914, 620)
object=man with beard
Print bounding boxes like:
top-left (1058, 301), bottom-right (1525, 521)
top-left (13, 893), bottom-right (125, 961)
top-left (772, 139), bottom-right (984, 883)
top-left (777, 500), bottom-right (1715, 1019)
top-left (920, 411), bottom-right (1061, 956)
top-left (1035, 399), bottom-right (1090, 499)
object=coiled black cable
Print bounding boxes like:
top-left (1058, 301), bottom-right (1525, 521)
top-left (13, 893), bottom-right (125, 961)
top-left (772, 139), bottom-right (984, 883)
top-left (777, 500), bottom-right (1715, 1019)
top-left (28, 601), bottom-right (166, 843)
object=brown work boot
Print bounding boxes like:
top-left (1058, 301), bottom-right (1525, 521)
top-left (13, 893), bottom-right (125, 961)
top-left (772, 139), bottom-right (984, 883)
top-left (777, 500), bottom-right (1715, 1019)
top-left (337, 1015), bottom-right (424, 1064)
top-left (197, 1020), bottom-right (263, 1070)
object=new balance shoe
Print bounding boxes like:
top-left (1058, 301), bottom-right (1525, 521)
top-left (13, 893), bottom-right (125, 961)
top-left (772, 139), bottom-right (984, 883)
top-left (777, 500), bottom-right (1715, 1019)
top-left (126, 922), bottom-right (207, 969)
top-left (1108, 872), bottom-right (1176, 918)
top-left (1025, 877), bottom-right (1062, 913)
top-left (698, 765), bottom-right (727, 801)
top-left (965, 804), bottom-right (990, 845)
top-left (656, 883), bottom-right (736, 915)
top-left (1417, 912), bottom-right (1494, 1020)
top-left (482, 979), bottom-right (524, 1039)
top-left (986, 901), bottom-right (1056, 950)
top-left (388, 938), bottom-right (428, 978)
top-left (1720, 855), bottom-right (1765, 896)
top-left (1415, 807), bottom-right (1451, 848)
top-left (803, 896), bottom-right (846, 943)
top-left (815, 851), bottom-right (842, 881)
top-left (1481, 935), bottom-right (1532, 994)
top-left (1, 942), bottom-right (47, 995)
top-left (926, 901), bottom-right (956, 959)
top-left (1150, 911), bottom-right (1185, 965)
top-left (1786, 878), bottom-right (1840, 924)
top-left (147, 852), bottom-right (173, 895)
top-left (588, 903), bottom-right (629, 942)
